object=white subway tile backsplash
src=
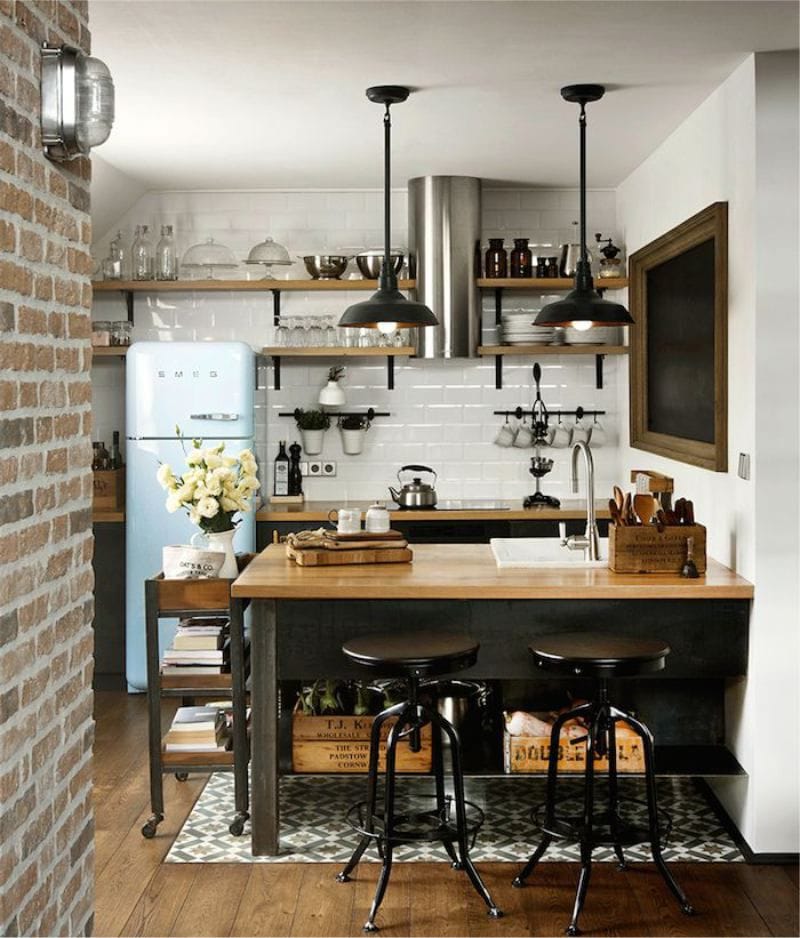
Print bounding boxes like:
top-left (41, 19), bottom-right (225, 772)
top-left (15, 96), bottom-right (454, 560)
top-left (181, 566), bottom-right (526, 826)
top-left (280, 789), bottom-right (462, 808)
top-left (92, 186), bottom-right (625, 501)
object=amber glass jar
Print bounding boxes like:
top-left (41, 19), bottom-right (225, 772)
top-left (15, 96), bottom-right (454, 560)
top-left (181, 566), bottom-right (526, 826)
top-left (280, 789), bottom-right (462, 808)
top-left (485, 239), bottom-right (507, 278)
top-left (510, 238), bottom-right (533, 278)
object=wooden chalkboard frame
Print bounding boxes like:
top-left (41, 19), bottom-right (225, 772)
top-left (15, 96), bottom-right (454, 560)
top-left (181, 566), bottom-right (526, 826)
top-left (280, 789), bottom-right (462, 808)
top-left (629, 202), bottom-right (728, 471)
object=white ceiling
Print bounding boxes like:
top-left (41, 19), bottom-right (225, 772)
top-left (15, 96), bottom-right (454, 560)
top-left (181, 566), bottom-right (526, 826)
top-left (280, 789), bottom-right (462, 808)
top-left (90, 0), bottom-right (798, 191)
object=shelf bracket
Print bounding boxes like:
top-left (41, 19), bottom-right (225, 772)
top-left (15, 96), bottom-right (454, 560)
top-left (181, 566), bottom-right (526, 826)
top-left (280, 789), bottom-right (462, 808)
top-left (272, 289), bottom-right (281, 326)
top-left (495, 355), bottom-right (503, 390)
top-left (387, 355), bottom-right (395, 390)
top-left (595, 353), bottom-right (605, 390)
top-left (124, 290), bottom-right (134, 323)
top-left (494, 287), bottom-right (503, 325)
top-left (273, 356), bottom-right (281, 391)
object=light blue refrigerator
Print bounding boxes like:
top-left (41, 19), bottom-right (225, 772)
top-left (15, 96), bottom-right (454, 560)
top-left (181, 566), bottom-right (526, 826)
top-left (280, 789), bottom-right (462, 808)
top-left (125, 341), bottom-right (257, 691)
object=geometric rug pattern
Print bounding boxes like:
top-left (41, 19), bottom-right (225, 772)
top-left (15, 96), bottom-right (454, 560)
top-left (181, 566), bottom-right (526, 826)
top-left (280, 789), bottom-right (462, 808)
top-left (165, 774), bottom-right (743, 864)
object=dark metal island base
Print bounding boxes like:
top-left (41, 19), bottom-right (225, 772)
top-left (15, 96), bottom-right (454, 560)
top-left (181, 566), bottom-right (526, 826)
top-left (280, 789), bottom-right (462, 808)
top-left (230, 544), bottom-right (754, 857)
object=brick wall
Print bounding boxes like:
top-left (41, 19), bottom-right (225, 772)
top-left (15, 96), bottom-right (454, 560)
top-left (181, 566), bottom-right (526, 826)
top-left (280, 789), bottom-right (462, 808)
top-left (0, 2), bottom-right (95, 935)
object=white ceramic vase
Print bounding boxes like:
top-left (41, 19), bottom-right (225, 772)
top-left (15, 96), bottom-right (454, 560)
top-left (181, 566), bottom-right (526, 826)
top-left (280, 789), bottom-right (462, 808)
top-left (193, 529), bottom-right (238, 579)
top-left (340, 428), bottom-right (366, 455)
top-left (301, 429), bottom-right (324, 455)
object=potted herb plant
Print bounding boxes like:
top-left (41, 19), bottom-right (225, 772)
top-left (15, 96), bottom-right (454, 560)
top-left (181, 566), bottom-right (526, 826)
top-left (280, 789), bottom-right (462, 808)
top-left (293, 408), bottom-right (330, 455)
top-left (339, 413), bottom-right (370, 455)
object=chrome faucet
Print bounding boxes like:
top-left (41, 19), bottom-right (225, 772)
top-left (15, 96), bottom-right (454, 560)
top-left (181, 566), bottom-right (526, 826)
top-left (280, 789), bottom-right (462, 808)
top-left (560, 440), bottom-right (601, 561)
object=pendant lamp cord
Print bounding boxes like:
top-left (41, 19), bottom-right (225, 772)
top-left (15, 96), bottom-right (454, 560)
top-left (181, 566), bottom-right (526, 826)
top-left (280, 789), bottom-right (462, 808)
top-left (382, 103), bottom-right (395, 289)
top-left (579, 100), bottom-right (587, 266)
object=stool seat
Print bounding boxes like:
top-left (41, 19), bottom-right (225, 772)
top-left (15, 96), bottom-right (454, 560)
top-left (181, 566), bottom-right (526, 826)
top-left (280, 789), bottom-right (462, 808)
top-left (530, 632), bottom-right (669, 677)
top-left (343, 631), bottom-right (479, 677)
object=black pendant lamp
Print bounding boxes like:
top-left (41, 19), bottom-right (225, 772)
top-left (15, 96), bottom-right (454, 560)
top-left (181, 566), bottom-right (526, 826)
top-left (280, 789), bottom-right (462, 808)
top-left (535, 85), bottom-right (634, 330)
top-left (339, 86), bottom-right (438, 330)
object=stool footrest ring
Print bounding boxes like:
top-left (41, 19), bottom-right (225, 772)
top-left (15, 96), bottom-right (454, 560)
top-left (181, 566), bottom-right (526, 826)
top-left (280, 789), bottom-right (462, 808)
top-left (530, 799), bottom-right (674, 849)
top-left (345, 796), bottom-right (484, 848)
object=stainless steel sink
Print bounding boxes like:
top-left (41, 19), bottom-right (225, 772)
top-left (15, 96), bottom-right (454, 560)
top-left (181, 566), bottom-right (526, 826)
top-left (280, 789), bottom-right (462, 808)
top-left (490, 537), bottom-right (608, 569)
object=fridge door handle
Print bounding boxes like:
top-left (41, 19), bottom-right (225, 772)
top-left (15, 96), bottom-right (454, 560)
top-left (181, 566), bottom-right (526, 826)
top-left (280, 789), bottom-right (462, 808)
top-left (189, 413), bottom-right (240, 421)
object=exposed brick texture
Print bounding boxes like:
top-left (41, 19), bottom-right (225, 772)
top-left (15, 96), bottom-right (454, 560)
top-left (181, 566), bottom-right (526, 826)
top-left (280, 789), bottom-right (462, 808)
top-left (0, 2), bottom-right (94, 935)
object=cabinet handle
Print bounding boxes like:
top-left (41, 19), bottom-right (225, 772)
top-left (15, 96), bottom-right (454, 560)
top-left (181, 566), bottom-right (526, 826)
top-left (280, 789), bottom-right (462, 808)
top-left (189, 413), bottom-right (240, 421)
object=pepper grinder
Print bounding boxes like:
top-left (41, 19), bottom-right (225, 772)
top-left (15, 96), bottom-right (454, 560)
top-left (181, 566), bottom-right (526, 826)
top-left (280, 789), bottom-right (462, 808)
top-left (288, 441), bottom-right (303, 497)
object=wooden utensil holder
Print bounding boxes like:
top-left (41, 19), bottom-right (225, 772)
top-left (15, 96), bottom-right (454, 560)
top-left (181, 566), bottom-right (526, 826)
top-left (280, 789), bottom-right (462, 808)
top-left (609, 523), bottom-right (706, 574)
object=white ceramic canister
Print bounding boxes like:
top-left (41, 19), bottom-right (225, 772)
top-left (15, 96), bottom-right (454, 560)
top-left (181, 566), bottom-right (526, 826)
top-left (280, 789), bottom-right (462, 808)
top-left (365, 502), bottom-right (391, 534)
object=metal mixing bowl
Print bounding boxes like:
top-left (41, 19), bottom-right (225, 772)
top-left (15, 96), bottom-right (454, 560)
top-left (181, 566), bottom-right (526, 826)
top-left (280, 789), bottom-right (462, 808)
top-left (355, 251), bottom-right (405, 279)
top-left (301, 255), bottom-right (351, 280)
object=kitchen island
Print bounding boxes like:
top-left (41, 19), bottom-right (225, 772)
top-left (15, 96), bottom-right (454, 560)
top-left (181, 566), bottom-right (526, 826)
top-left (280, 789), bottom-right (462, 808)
top-left (230, 543), bottom-right (753, 856)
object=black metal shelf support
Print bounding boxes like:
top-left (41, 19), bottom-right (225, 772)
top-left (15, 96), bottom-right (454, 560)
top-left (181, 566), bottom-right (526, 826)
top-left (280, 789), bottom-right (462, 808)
top-left (278, 408), bottom-right (390, 420)
top-left (487, 285), bottom-right (610, 390)
top-left (493, 406), bottom-right (605, 421)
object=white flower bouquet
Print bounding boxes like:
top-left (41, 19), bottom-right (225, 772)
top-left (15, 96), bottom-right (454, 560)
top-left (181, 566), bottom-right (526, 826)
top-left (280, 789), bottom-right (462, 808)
top-left (156, 439), bottom-right (260, 534)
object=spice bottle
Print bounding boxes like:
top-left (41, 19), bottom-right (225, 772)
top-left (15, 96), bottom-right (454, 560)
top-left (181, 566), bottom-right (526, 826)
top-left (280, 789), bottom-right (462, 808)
top-left (485, 239), bottom-right (507, 278)
top-left (510, 238), bottom-right (533, 278)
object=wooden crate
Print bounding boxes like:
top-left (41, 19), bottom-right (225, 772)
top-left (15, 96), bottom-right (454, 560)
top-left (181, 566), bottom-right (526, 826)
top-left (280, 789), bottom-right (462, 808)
top-left (93, 468), bottom-right (124, 510)
top-left (292, 711), bottom-right (432, 774)
top-left (608, 523), bottom-right (706, 574)
top-left (504, 726), bottom-right (645, 774)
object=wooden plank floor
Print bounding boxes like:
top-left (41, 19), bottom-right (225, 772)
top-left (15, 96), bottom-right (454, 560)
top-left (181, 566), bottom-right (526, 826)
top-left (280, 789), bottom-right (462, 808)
top-left (94, 692), bottom-right (799, 937)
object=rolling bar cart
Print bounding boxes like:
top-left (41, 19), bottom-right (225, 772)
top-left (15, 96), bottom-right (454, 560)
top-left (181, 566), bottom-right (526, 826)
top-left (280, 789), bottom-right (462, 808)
top-left (141, 555), bottom-right (253, 838)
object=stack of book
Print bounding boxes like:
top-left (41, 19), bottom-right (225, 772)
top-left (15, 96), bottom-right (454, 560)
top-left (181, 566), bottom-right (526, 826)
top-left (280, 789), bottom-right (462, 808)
top-left (161, 616), bottom-right (230, 675)
top-left (163, 705), bottom-right (229, 752)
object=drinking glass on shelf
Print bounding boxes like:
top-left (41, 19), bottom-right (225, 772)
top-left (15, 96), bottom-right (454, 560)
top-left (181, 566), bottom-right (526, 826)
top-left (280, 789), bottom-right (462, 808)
top-left (301, 316), bottom-right (315, 347)
top-left (342, 327), bottom-right (358, 348)
top-left (308, 318), bottom-right (323, 347)
top-left (325, 317), bottom-right (338, 347)
top-left (285, 317), bottom-right (300, 347)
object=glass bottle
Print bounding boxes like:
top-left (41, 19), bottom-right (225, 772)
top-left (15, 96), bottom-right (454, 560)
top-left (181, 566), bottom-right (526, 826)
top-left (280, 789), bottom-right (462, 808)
top-left (109, 230), bottom-right (125, 279)
top-left (155, 224), bottom-right (178, 281)
top-left (485, 238), bottom-right (507, 278)
top-left (96, 441), bottom-right (111, 470)
top-left (536, 256), bottom-right (548, 278)
top-left (131, 225), bottom-right (153, 281)
top-left (111, 430), bottom-right (123, 469)
top-left (91, 441), bottom-right (102, 471)
top-left (273, 441), bottom-right (289, 496)
top-left (510, 238), bottom-right (533, 278)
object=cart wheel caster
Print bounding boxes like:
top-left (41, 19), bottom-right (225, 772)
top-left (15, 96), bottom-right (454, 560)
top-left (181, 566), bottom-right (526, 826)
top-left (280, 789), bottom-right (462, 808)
top-left (175, 772), bottom-right (188, 782)
top-left (228, 812), bottom-right (248, 837)
top-left (141, 814), bottom-right (162, 839)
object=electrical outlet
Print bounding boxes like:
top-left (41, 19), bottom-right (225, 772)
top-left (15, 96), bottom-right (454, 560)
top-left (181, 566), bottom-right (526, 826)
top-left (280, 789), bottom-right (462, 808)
top-left (300, 461), bottom-right (309, 477)
top-left (322, 460), bottom-right (337, 477)
top-left (308, 461), bottom-right (323, 476)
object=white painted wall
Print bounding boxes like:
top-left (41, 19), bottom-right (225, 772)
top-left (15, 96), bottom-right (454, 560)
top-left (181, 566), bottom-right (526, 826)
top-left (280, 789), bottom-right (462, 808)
top-left (616, 53), bottom-right (799, 854)
top-left (91, 187), bottom-right (625, 503)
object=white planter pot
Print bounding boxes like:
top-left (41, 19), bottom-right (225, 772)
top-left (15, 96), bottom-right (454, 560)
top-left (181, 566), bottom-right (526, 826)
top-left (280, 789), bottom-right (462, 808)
top-left (191, 528), bottom-right (238, 579)
top-left (340, 428), bottom-right (366, 455)
top-left (318, 380), bottom-right (346, 410)
top-left (301, 429), bottom-right (325, 455)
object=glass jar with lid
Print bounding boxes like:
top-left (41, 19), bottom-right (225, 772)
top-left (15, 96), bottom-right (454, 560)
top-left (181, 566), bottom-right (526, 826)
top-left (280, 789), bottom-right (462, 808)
top-left (91, 320), bottom-right (112, 346)
top-left (510, 238), bottom-right (533, 278)
top-left (111, 321), bottom-right (132, 346)
top-left (485, 238), bottom-right (507, 278)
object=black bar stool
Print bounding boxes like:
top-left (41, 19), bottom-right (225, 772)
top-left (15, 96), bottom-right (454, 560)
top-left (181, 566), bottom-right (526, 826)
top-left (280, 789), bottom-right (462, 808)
top-left (336, 630), bottom-right (502, 932)
top-left (513, 632), bottom-right (694, 936)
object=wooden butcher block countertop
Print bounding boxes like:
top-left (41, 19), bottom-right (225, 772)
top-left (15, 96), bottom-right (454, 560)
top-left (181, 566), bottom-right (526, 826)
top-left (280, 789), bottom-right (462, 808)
top-left (232, 543), bottom-right (754, 601)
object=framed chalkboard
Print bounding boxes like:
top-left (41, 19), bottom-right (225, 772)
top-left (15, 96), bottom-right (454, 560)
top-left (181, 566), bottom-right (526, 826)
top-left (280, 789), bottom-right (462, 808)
top-left (629, 203), bottom-right (728, 471)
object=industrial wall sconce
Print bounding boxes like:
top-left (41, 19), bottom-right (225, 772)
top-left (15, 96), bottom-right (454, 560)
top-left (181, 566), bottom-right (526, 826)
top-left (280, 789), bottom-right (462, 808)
top-left (41, 42), bottom-right (115, 162)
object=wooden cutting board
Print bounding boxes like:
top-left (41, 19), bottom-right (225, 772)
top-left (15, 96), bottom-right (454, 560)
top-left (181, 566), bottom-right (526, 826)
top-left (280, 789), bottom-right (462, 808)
top-left (286, 543), bottom-right (413, 566)
top-left (326, 529), bottom-right (406, 542)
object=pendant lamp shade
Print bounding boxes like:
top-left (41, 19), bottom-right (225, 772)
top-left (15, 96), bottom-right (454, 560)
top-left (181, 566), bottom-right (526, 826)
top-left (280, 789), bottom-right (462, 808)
top-left (535, 85), bottom-right (634, 329)
top-left (339, 86), bottom-right (437, 330)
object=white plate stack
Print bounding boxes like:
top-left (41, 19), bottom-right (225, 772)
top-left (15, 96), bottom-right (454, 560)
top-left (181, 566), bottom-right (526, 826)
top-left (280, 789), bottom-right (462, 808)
top-left (500, 309), bottom-right (555, 346)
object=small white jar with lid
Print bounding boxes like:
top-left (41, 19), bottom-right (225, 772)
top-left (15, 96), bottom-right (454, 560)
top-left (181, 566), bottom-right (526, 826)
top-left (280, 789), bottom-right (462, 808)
top-left (365, 501), bottom-right (391, 534)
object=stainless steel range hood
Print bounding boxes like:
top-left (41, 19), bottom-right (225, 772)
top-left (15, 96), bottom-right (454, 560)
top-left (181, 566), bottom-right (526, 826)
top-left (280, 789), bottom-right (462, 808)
top-left (408, 176), bottom-right (481, 358)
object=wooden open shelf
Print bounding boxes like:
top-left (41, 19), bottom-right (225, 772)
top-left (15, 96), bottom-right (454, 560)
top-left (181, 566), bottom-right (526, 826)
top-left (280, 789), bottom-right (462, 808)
top-left (92, 509), bottom-right (125, 523)
top-left (478, 344), bottom-right (628, 357)
top-left (91, 346), bottom-right (129, 358)
top-left (262, 345), bottom-right (415, 358)
top-left (477, 277), bottom-right (628, 290)
top-left (92, 278), bottom-right (415, 293)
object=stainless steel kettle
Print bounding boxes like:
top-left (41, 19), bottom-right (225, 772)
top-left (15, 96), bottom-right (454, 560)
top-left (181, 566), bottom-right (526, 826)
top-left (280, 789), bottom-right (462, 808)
top-left (388, 465), bottom-right (438, 509)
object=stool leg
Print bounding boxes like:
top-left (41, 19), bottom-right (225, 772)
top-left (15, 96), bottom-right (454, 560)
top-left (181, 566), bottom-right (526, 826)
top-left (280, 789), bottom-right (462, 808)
top-left (430, 708), bottom-right (461, 869)
top-left (606, 715), bottom-right (627, 870)
top-left (363, 712), bottom-right (408, 932)
top-left (431, 710), bottom-right (502, 919)
top-left (513, 702), bottom-right (592, 888)
top-left (566, 708), bottom-right (597, 937)
top-left (338, 701), bottom-right (406, 884)
top-left (613, 707), bottom-right (695, 916)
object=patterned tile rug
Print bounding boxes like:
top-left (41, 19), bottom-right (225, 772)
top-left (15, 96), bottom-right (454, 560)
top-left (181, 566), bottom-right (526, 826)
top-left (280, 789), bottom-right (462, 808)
top-left (165, 775), bottom-right (743, 864)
